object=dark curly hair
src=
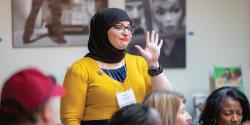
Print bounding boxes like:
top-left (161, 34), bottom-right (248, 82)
top-left (199, 87), bottom-right (250, 125)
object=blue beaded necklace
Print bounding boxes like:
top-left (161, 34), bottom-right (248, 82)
top-left (102, 65), bottom-right (126, 83)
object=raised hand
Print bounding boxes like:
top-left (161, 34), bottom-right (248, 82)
top-left (135, 31), bottom-right (163, 68)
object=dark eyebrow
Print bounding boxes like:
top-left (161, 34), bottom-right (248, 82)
top-left (114, 24), bottom-right (122, 26)
top-left (114, 23), bottom-right (131, 26)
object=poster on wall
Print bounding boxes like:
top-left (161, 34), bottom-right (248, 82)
top-left (214, 66), bottom-right (244, 91)
top-left (192, 94), bottom-right (207, 125)
top-left (12, 0), bottom-right (107, 47)
top-left (126, 0), bottom-right (186, 68)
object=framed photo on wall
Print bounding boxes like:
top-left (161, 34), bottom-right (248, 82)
top-left (126, 0), bottom-right (186, 68)
top-left (214, 66), bottom-right (244, 91)
top-left (12, 0), bottom-right (108, 47)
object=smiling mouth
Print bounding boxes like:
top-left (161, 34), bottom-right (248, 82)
top-left (120, 38), bottom-right (129, 42)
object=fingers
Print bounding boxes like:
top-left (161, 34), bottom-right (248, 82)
top-left (155, 33), bottom-right (159, 44)
top-left (147, 31), bottom-right (161, 45)
top-left (150, 31), bottom-right (155, 43)
top-left (146, 31), bottom-right (150, 47)
top-left (158, 39), bottom-right (163, 48)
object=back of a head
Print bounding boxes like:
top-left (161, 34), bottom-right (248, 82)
top-left (143, 91), bottom-right (186, 125)
top-left (110, 104), bottom-right (162, 125)
top-left (0, 67), bottom-right (65, 125)
top-left (199, 87), bottom-right (250, 125)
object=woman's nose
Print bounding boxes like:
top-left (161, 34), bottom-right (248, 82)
top-left (231, 114), bottom-right (240, 122)
top-left (186, 112), bottom-right (192, 119)
top-left (186, 112), bottom-right (192, 122)
top-left (121, 28), bottom-right (130, 35)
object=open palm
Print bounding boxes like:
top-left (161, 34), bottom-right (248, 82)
top-left (135, 31), bottom-right (163, 66)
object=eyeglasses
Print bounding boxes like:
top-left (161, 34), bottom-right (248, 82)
top-left (112, 25), bottom-right (136, 34)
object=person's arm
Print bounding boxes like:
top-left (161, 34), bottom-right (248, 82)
top-left (135, 31), bottom-right (172, 91)
top-left (60, 64), bottom-right (86, 125)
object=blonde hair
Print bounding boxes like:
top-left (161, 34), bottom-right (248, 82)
top-left (143, 91), bottom-right (186, 125)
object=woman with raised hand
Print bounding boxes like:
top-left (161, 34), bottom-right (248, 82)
top-left (60, 8), bottom-right (171, 125)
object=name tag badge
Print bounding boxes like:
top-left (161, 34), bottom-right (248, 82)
top-left (116, 89), bottom-right (136, 108)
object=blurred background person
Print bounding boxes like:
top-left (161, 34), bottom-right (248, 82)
top-left (199, 87), bottom-right (250, 125)
top-left (125, 0), bottom-right (148, 56)
top-left (125, 0), bottom-right (146, 35)
top-left (143, 91), bottom-right (192, 125)
top-left (150, 0), bottom-right (185, 35)
top-left (150, 0), bottom-right (186, 68)
top-left (110, 104), bottom-right (162, 125)
top-left (0, 67), bottom-right (65, 125)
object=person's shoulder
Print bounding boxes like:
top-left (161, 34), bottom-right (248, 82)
top-left (69, 57), bottom-right (97, 71)
top-left (71, 57), bottom-right (94, 65)
top-left (65, 57), bottom-right (98, 76)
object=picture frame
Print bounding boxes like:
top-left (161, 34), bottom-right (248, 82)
top-left (214, 66), bottom-right (244, 91)
top-left (126, 0), bottom-right (186, 68)
top-left (12, 0), bottom-right (108, 47)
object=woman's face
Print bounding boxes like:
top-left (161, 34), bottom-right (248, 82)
top-left (151, 0), bottom-right (183, 33)
top-left (217, 97), bottom-right (243, 125)
top-left (107, 21), bottom-right (132, 50)
top-left (175, 101), bottom-right (192, 125)
top-left (126, 1), bottom-right (144, 26)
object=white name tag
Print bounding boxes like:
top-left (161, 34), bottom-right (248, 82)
top-left (116, 89), bottom-right (136, 108)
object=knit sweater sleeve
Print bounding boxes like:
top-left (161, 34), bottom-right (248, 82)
top-left (60, 61), bottom-right (87, 125)
top-left (138, 55), bottom-right (151, 95)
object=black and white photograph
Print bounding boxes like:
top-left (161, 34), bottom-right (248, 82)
top-left (126, 0), bottom-right (186, 68)
top-left (126, 0), bottom-right (148, 57)
top-left (12, 0), bottom-right (108, 47)
top-left (125, 0), bottom-right (146, 35)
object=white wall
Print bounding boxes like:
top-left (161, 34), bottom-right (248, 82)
top-left (1, 0), bottom-right (250, 124)
top-left (185, 0), bottom-right (250, 117)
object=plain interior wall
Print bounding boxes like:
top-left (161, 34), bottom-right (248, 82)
top-left (0, 0), bottom-right (250, 124)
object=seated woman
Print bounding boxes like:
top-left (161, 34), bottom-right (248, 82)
top-left (110, 104), bottom-right (162, 125)
top-left (143, 91), bottom-right (192, 125)
top-left (199, 86), bottom-right (250, 125)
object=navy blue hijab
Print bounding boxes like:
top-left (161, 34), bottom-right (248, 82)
top-left (85, 8), bottom-right (132, 63)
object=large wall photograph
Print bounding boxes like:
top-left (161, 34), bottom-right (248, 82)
top-left (126, 0), bottom-right (186, 68)
top-left (12, 0), bottom-right (107, 47)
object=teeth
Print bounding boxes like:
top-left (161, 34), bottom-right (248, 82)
top-left (122, 42), bottom-right (129, 46)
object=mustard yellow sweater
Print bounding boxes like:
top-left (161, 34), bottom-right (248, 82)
top-left (60, 54), bottom-right (151, 125)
